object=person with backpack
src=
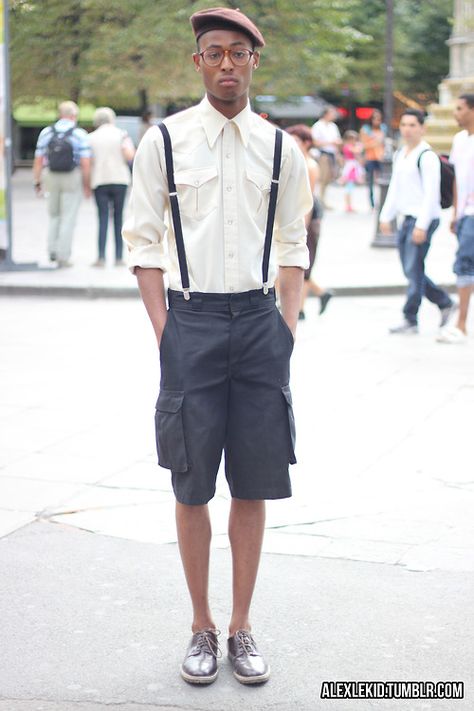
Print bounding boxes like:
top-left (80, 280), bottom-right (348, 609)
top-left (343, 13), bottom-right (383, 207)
top-left (437, 93), bottom-right (474, 344)
top-left (32, 101), bottom-right (91, 267)
top-left (379, 109), bottom-right (455, 334)
top-left (123, 6), bottom-right (312, 686)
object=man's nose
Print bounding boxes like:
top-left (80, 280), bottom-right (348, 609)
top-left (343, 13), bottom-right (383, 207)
top-left (221, 53), bottom-right (233, 69)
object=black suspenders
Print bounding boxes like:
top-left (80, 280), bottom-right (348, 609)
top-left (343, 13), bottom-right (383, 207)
top-left (262, 128), bottom-right (283, 294)
top-left (159, 122), bottom-right (283, 299)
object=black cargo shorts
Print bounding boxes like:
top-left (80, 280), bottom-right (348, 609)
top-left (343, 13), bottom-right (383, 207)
top-left (155, 288), bottom-right (297, 505)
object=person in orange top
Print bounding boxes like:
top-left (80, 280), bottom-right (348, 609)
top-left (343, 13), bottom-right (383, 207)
top-left (359, 109), bottom-right (386, 209)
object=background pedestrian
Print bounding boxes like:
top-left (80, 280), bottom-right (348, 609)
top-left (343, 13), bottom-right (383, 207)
top-left (286, 124), bottom-right (333, 318)
top-left (88, 107), bottom-right (135, 267)
top-left (32, 100), bottom-right (91, 267)
top-left (359, 109), bottom-right (386, 209)
top-left (339, 130), bottom-right (364, 213)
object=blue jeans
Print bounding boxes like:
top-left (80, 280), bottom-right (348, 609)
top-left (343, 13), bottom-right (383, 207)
top-left (365, 159), bottom-right (381, 208)
top-left (454, 215), bottom-right (474, 287)
top-left (398, 216), bottom-right (452, 325)
top-left (94, 184), bottom-right (127, 260)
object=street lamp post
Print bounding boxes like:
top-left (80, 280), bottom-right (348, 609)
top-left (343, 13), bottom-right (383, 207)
top-left (372, 0), bottom-right (397, 248)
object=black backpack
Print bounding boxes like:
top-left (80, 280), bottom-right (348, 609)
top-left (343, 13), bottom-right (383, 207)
top-left (47, 126), bottom-right (75, 172)
top-left (417, 149), bottom-right (455, 210)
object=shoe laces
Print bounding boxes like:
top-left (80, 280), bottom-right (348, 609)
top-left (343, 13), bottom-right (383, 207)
top-left (196, 629), bottom-right (222, 658)
top-left (235, 629), bottom-right (257, 655)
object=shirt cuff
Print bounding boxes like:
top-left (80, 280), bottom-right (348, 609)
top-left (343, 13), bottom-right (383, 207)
top-left (275, 240), bottom-right (310, 270)
top-left (126, 245), bottom-right (169, 275)
top-left (414, 217), bottom-right (430, 231)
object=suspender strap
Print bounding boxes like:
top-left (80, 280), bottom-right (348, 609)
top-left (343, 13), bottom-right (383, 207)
top-left (262, 128), bottom-right (283, 294)
top-left (158, 122), bottom-right (191, 300)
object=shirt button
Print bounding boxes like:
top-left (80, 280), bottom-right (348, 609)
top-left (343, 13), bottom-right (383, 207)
top-left (194, 180), bottom-right (199, 186)
top-left (226, 186), bottom-right (232, 192)
top-left (228, 252), bottom-right (234, 258)
top-left (226, 153), bottom-right (231, 159)
top-left (227, 219), bottom-right (233, 225)
top-left (229, 286), bottom-right (234, 292)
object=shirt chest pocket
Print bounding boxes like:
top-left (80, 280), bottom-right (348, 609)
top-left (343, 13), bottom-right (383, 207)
top-left (174, 167), bottom-right (218, 221)
top-left (244, 170), bottom-right (272, 216)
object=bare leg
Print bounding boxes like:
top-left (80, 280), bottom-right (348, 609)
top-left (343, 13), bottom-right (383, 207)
top-left (308, 279), bottom-right (324, 297)
top-left (456, 285), bottom-right (473, 333)
top-left (228, 499), bottom-right (266, 636)
top-left (176, 502), bottom-right (216, 632)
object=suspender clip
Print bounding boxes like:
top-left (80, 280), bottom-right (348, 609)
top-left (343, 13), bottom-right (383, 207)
top-left (263, 282), bottom-right (269, 295)
top-left (183, 288), bottom-right (191, 301)
top-left (271, 178), bottom-right (279, 185)
top-left (169, 191), bottom-right (178, 197)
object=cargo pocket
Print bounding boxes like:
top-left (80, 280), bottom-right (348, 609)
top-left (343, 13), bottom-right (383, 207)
top-left (281, 385), bottom-right (297, 464)
top-left (155, 390), bottom-right (188, 472)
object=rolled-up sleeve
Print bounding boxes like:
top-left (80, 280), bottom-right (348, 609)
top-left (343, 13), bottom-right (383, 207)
top-left (274, 136), bottom-right (312, 269)
top-left (122, 126), bottom-right (169, 273)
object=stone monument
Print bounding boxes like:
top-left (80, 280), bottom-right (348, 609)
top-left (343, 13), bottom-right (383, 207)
top-left (426, 0), bottom-right (474, 153)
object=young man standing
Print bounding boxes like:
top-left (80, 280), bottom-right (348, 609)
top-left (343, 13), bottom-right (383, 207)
top-left (437, 94), bottom-right (474, 344)
top-left (380, 109), bottom-right (454, 334)
top-left (122, 7), bottom-right (311, 685)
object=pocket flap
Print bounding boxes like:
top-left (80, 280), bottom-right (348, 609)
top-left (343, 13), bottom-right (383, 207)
top-left (281, 384), bottom-right (293, 406)
top-left (155, 389), bottom-right (184, 413)
top-left (246, 169), bottom-right (271, 191)
top-left (174, 167), bottom-right (217, 187)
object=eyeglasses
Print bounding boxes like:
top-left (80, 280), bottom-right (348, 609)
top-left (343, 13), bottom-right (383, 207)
top-left (198, 48), bottom-right (255, 67)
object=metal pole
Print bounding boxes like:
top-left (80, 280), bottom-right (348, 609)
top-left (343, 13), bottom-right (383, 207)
top-left (0, 0), bottom-right (39, 270)
top-left (372, 0), bottom-right (397, 248)
top-left (383, 0), bottom-right (394, 139)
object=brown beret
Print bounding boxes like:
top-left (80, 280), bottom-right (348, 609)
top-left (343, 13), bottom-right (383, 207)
top-left (190, 7), bottom-right (265, 48)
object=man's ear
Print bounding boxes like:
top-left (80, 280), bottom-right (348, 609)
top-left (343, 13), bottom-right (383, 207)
top-left (192, 53), bottom-right (201, 72)
top-left (253, 51), bottom-right (260, 69)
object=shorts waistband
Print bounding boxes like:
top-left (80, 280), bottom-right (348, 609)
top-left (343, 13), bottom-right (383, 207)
top-left (168, 288), bottom-right (276, 312)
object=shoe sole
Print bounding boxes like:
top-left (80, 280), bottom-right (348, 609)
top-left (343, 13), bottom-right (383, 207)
top-left (180, 667), bottom-right (218, 685)
top-left (232, 667), bottom-right (271, 685)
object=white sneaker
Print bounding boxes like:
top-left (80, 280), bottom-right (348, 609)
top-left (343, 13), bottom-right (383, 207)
top-left (436, 326), bottom-right (467, 344)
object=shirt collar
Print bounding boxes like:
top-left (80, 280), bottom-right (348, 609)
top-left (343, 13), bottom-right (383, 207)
top-left (55, 118), bottom-right (76, 130)
top-left (198, 95), bottom-right (251, 148)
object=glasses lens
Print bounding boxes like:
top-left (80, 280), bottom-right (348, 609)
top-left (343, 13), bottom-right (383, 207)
top-left (202, 49), bottom-right (223, 66)
top-left (230, 50), bottom-right (252, 66)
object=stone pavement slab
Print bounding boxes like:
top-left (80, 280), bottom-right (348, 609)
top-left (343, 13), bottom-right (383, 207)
top-left (0, 521), bottom-right (472, 711)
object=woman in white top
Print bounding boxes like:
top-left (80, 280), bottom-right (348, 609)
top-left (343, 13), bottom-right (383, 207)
top-left (88, 107), bottom-right (135, 266)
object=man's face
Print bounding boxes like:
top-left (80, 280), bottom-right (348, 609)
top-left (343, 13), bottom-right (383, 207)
top-left (454, 98), bottom-right (474, 128)
top-left (193, 29), bottom-right (259, 105)
top-left (399, 115), bottom-right (424, 144)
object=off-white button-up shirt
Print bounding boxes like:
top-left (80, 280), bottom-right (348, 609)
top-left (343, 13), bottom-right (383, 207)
top-left (122, 96), bottom-right (312, 294)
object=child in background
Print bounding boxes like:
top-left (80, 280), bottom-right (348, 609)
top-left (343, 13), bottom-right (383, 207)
top-left (339, 130), bottom-right (364, 212)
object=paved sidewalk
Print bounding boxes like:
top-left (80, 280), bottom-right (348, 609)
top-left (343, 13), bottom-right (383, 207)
top-left (1, 294), bottom-right (473, 709)
top-left (0, 168), bottom-right (459, 295)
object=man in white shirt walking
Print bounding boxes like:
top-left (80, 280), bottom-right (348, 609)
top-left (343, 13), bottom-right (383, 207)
top-left (380, 109), bottom-right (454, 334)
top-left (437, 94), bottom-right (474, 344)
top-left (311, 105), bottom-right (341, 208)
top-left (123, 6), bottom-right (311, 687)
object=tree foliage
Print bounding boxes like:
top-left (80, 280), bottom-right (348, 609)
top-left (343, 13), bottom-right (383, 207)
top-left (9, 0), bottom-right (453, 110)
